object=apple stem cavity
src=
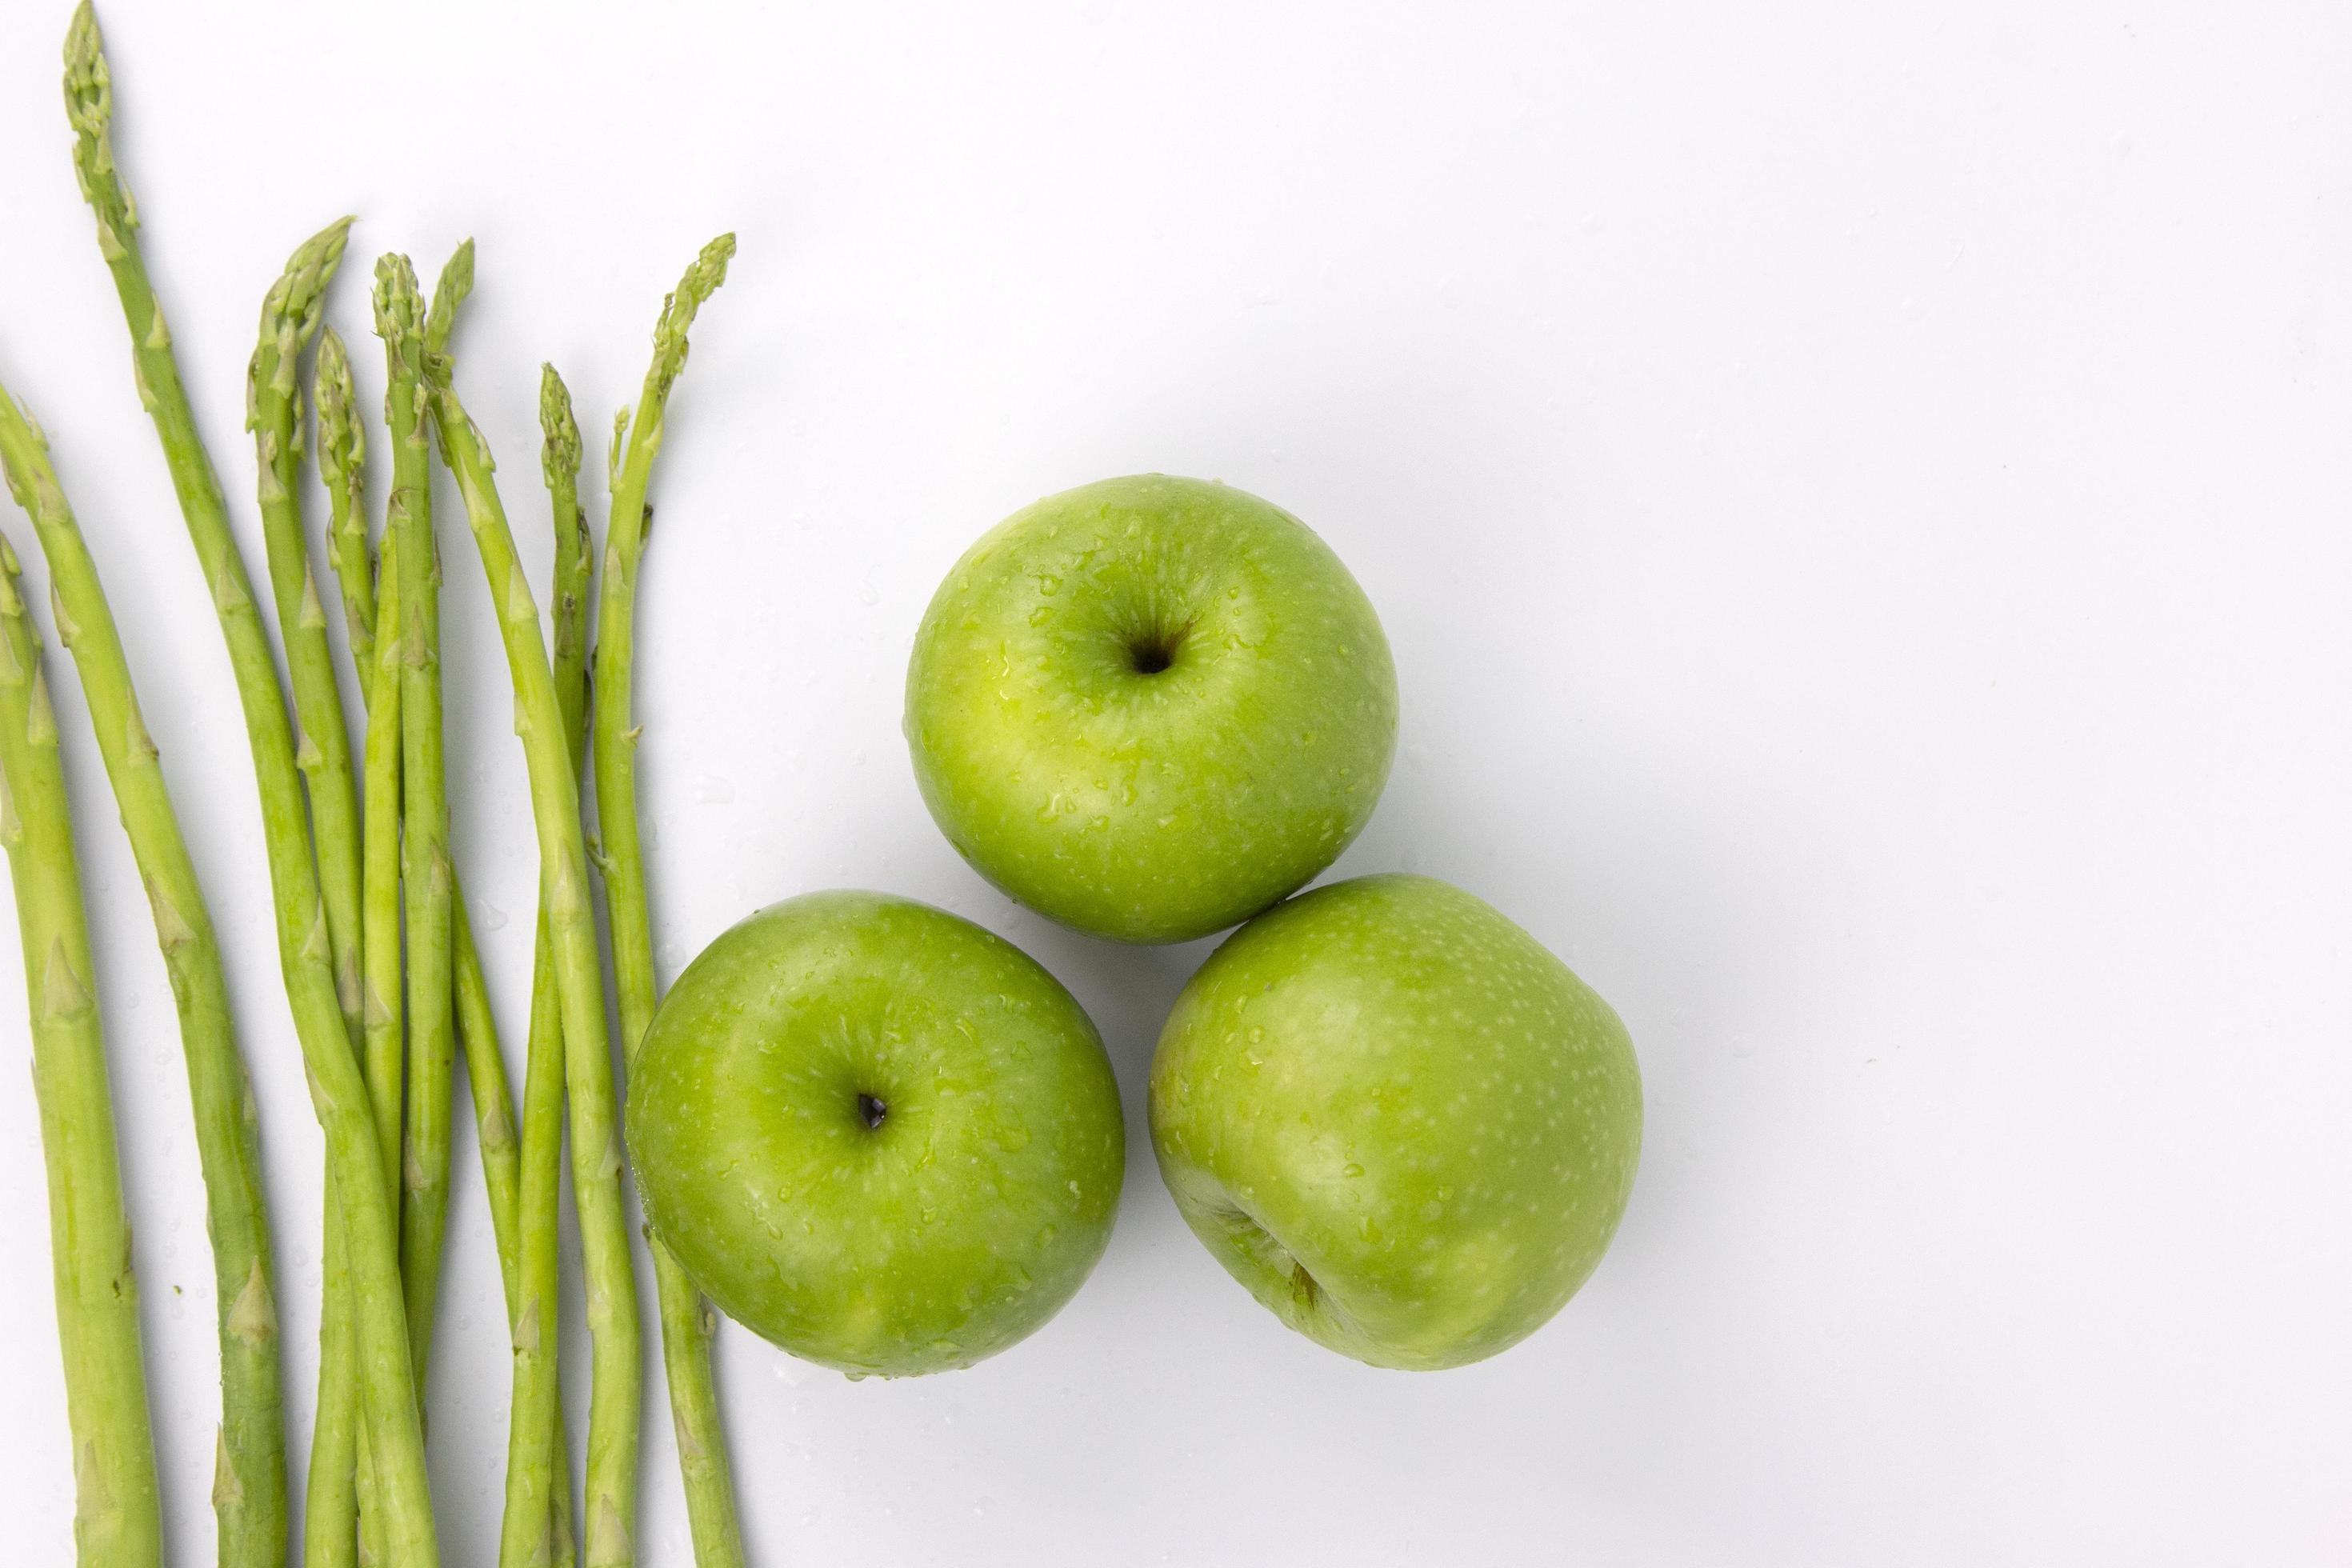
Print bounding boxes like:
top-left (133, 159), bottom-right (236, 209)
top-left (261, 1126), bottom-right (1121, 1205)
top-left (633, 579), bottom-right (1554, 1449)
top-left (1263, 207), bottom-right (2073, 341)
top-left (858, 1092), bottom-right (890, 1131)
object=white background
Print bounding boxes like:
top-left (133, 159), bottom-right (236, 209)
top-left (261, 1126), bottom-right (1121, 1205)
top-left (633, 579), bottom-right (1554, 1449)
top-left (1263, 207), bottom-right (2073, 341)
top-left (0, 2), bottom-right (2346, 1563)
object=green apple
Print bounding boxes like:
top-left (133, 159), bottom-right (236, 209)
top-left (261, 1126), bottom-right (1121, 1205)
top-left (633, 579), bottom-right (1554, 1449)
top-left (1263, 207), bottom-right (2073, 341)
top-left (626, 890), bottom-right (1126, 1376)
top-left (1150, 874), bottom-right (1642, 1370)
top-left (904, 474), bottom-right (1398, 945)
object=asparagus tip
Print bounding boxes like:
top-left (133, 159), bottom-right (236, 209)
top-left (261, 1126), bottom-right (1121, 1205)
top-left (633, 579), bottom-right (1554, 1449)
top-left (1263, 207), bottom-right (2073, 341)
top-left (316, 327), bottom-right (362, 489)
top-left (371, 253), bottom-right (422, 346)
top-left (538, 366), bottom-right (581, 490)
top-left (63, 1), bottom-right (127, 228)
top-left (620, 233), bottom-right (740, 452)
top-left (424, 238), bottom-right (476, 361)
top-left (63, 3), bottom-right (106, 121)
top-left (658, 234), bottom-right (738, 355)
top-left (318, 323), bottom-right (351, 385)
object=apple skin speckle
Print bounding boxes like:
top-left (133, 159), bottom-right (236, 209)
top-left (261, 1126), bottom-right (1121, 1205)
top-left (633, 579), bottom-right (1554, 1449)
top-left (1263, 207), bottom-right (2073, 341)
top-left (905, 474), bottom-right (1398, 945)
top-left (1150, 874), bottom-right (1642, 1370)
top-left (628, 890), bottom-right (1126, 1378)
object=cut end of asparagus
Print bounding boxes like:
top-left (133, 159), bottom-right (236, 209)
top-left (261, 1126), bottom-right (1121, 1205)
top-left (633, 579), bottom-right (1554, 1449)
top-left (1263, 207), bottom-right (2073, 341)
top-left (538, 366), bottom-right (581, 493)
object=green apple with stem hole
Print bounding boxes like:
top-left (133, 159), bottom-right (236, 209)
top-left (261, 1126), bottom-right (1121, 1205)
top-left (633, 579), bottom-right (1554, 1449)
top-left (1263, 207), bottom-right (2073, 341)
top-left (1150, 874), bottom-right (1643, 1370)
top-left (627, 890), bottom-right (1126, 1376)
top-left (905, 474), bottom-right (1398, 944)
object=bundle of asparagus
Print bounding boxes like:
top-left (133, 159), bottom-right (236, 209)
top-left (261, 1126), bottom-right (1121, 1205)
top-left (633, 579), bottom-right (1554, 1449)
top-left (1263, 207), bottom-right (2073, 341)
top-left (0, 6), bottom-right (750, 1563)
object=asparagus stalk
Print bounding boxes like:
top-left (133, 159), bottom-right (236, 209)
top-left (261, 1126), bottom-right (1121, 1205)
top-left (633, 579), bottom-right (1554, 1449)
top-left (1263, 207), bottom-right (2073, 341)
top-left (351, 524), bottom-right (405, 1568)
top-left (415, 248), bottom-right (543, 1414)
top-left (0, 386), bottom-right (285, 1566)
top-left (246, 224), bottom-right (373, 1568)
top-left (358, 529), bottom-right (406, 1222)
top-left (378, 246), bottom-right (462, 1377)
top-left (453, 904), bottom-right (522, 1290)
top-left (596, 236), bottom-right (746, 1568)
top-left (315, 503), bottom-right (405, 1568)
top-left (249, 218), bottom-right (364, 1030)
top-left (501, 364), bottom-right (590, 1568)
top-left (309, 1197), bottom-right (359, 1568)
top-left (63, 9), bottom-right (439, 1561)
top-left (431, 376), bottom-right (642, 1568)
top-left (0, 530), bottom-right (165, 1568)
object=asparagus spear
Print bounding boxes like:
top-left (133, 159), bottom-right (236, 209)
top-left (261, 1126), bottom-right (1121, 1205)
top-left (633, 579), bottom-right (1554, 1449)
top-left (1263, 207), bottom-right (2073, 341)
top-left (596, 236), bottom-right (747, 1568)
top-left (378, 246), bottom-right (462, 1378)
top-left (62, 9), bottom-right (439, 1562)
top-left (351, 522), bottom-right (406, 1568)
top-left (498, 364), bottom-right (591, 1568)
top-left (314, 516), bottom-right (405, 1568)
top-left (249, 218), bottom-right (364, 1030)
top-left (414, 246), bottom-right (544, 1409)
top-left (431, 374), bottom-right (643, 1568)
top-left (306, 318), bottom-right (389, 1568)
top-left (0, 527), bottom-right (164, 1568)
top-left (306, 1211), bottom-right (359, 1568)
top-left (0, 386), bottom-right (285, 1566)
top-left (245, 223), bottom-right (374, 1568)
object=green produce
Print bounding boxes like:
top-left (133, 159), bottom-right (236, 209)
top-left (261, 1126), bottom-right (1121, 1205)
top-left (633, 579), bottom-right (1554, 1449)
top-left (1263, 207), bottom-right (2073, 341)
top-left (594, 235), bottom-right (747, 1568)
top-left (64, 7), bottom-right (440, 1559)
top-left (430, 375), bottom-right (642, 1568)
top-left (629, 890), bottom-right (1126, 1376)
top-left (318, 348), bottom-right (564, 1565)
top-left (0, 387), bottom-right (282, 1568)
top-left (1150, 874), bottom-right (1642, 1370)
top-left (305, 315), bottom-right (367, 1568)
top-left (499, 363), bottom-right (590, 1568)
top-left (905, 474), bottom-right (1398, 943)
top-left (357, 530), bottom-right (405, 1216)
top-left (248, 218), bottom-right (363, 1032)
top-left (0, 526), bottom-right (163, 1566)
top-left (247, 223), bottom-right (372, 1568)
top-left (382, 246), bottom-right (466, 1376)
